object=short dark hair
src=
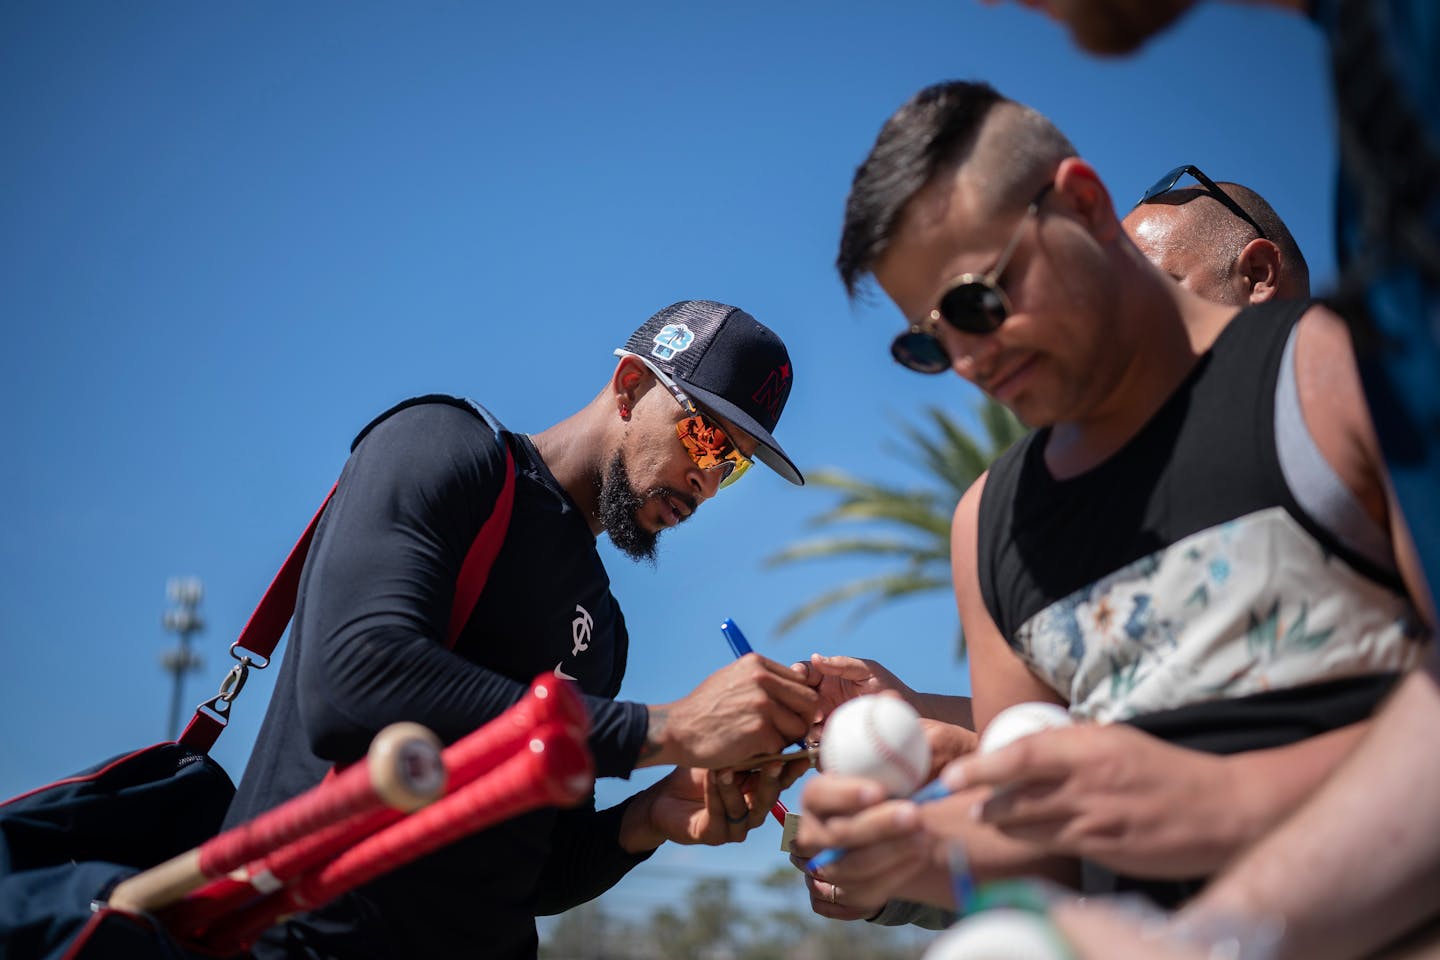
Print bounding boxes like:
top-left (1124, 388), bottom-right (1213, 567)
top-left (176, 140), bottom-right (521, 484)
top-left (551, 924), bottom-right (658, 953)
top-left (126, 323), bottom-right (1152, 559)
top-left (836, 81), bottom-right (1006, 297)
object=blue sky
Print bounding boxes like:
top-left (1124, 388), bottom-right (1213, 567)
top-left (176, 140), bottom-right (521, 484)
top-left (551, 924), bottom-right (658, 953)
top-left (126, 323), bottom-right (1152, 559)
top-left (1, 0), bottom-right (1335, 926)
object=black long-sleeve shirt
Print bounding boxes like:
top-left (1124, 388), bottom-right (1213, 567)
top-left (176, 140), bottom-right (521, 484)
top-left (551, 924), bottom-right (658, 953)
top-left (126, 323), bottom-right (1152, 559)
top-left (223, 398), bottom-right (653, 958)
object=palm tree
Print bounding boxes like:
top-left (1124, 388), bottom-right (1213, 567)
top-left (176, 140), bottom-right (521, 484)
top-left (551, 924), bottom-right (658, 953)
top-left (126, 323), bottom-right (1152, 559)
top-left (765, 398), bottom-right (1027, 658)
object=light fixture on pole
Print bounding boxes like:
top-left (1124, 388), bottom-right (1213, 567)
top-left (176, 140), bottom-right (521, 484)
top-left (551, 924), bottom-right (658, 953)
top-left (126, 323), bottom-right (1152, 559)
top-left (161, 576), bottom-right (206, 739)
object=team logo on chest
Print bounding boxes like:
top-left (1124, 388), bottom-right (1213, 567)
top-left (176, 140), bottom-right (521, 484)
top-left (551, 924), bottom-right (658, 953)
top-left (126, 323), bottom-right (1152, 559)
top-left (571, 603), bottom-right (594, 656)
top-left (555, 603), bottom-right (594, 681)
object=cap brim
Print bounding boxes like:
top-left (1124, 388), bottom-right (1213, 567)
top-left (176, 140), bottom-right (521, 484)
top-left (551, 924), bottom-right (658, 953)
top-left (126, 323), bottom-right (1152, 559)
top-left (614, 348), bottom-right (804, 486)
top-left (677, 380), bottom-right (804, 486)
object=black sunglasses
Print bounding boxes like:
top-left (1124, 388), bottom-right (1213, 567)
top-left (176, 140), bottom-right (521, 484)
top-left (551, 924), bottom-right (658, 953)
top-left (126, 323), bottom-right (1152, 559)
top-left (891, 183), bottom-right (1053, 375)
top-left (1136, 164), bottom-right (1268, 240)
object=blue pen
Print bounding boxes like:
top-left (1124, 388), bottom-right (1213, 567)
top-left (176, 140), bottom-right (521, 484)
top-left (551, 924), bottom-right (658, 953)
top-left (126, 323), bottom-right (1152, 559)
top-left (719, 617), bottom-right (798, 826)
top-left (722, 618), bottom-right (811, 752)
top-left (720, 617), bottom-right (753, 659)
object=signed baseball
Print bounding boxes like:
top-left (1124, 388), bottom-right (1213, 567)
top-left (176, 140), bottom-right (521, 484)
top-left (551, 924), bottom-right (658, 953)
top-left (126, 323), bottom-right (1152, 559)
top-left (921, 910), bottom-right (1072, 960)
top-left (819, 695), bottom-right (930, 797)
top-left (978, 702), bottom-right (1074, 755)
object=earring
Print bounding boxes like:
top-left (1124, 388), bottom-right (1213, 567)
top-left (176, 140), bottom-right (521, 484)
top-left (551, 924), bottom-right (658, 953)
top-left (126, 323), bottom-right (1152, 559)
top-left (619, 403), bottom-right (629, 418)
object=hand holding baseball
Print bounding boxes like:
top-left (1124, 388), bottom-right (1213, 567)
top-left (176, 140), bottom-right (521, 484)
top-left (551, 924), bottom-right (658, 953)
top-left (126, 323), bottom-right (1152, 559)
top-left (937, 718), bottom-right (1240, 878)
top-left (793, 773), bottom-right (937, 914)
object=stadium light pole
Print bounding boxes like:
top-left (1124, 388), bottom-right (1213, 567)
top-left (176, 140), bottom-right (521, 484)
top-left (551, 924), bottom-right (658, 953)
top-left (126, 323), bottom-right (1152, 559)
top-left (162, 576), bottom-right (206, 739)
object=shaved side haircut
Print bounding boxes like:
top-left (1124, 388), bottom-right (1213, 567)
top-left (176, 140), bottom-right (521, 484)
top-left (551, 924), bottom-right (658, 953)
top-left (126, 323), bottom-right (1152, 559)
top-left (837, 80), bottom-right (1077, 297)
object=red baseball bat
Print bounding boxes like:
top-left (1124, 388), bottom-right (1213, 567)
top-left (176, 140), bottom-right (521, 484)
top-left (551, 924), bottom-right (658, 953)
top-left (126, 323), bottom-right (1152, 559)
top-left (164, 675), bottom-right (591, 936)
top-left (108, 721), bottom-right (445, 915)
top-left (200, 721), bottom-right (593, 954)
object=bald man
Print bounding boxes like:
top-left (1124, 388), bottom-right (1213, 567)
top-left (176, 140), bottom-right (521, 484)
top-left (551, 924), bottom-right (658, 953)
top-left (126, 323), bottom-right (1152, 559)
top-left (1122, 177), bottom-right (1310, 310)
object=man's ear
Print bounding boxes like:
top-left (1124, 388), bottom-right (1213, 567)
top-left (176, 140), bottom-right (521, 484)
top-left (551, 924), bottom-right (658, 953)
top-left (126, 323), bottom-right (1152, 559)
top-left (1236, 238), bottom-right (1283, 304)
top-left (610, 355), bottom-right (650, 419)
top-left (1053, 157), bottom-right (1120, 242)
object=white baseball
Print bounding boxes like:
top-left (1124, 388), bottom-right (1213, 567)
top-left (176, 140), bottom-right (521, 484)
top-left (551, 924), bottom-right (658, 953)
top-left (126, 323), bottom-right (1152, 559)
top-left (979, 702), bottom-right (1073, 755)
top-left (922, 910), bottom-right (1072, 960)
top-left (819, 695), bottom-right (930, 797)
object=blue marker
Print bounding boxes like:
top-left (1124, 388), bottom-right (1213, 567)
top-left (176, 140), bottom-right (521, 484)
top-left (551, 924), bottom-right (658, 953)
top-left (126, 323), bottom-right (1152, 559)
top-left (721, 618), bottom-right (811, 753)
top-left (720, 617), bottom-right (799, 826)
top-left (720, 617), bottom-right (753, 659)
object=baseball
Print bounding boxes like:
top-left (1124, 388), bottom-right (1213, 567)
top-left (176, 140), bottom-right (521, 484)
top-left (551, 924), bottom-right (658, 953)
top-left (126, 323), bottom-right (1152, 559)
top-left (978, 702), bottom-right (1074, 755)
top-left (922, 910), bottom-right (1072, 960)
top-left (819, 695), bottom-right (930, 797)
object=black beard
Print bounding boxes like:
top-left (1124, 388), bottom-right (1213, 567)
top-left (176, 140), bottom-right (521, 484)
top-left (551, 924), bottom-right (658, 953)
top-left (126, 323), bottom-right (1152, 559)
top-left (596, 452), bottom-right (696, 564)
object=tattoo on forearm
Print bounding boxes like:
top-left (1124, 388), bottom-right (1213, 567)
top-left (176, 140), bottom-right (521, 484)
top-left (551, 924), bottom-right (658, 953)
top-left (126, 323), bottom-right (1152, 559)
top-left (639, 707), bottom-right (669, 762)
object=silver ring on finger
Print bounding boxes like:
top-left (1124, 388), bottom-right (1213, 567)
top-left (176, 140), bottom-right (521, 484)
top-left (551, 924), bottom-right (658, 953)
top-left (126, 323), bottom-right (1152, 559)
top-left (827, 882), bottom-right (837, 904)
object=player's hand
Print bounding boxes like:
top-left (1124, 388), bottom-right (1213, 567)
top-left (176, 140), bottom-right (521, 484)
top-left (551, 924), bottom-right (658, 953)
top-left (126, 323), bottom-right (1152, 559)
top-left (790, 655), bottom-right (916, 743)
top-left (792, 773), bottom-right (938, 914)
top-left (622, 759), bottom-right (808, 851)
top-left (938, 723), bottom-right (1238, 878)
top-left (641, 654), bottom-right (817, 769)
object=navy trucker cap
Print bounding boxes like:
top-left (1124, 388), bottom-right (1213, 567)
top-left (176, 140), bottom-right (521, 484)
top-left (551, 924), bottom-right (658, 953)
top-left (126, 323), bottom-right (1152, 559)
top-left (617, 300), bottom-right (803, 485)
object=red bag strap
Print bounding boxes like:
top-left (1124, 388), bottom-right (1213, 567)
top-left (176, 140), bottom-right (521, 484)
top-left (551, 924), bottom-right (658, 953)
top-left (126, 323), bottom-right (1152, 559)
top-left (182, 410), bottom-right (517, 753)
top-left (446, 443), bottom-right (517, 649)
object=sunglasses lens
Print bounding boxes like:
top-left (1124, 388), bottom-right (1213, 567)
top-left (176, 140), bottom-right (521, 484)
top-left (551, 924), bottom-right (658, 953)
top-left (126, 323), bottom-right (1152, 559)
top-left (937, 282), bottom-right (1007, 334)
top-left (891, 331), bottom-right (951, 374)
top-left (717, 457), bottom-right (749, 489)
top-left (677, 415), bottom-right (752, 487)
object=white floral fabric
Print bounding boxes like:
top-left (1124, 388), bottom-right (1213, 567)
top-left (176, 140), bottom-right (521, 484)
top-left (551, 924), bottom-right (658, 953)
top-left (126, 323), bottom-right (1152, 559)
top-left (1014, 506), bottom-right (1423, 722)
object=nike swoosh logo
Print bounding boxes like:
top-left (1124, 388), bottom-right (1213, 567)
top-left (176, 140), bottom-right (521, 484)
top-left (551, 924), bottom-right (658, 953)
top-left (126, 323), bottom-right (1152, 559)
top-left (554, 662), bottom-right (578, 681)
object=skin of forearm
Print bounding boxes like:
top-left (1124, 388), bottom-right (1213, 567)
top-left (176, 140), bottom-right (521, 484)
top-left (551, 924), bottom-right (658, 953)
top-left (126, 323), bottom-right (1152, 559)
top-left (616, 784), bottom-right (666, 854)
top-left (1191, 672), bottom-right (1440, 960)
top-left (1221, 722), bottom-right (1368, 855)
top-left (913, 692), bottom-right (976, 730)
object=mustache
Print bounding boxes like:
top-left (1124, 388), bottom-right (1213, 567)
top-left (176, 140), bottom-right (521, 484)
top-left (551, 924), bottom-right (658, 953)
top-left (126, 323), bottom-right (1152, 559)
top-left (644, 486), bottom-right (698, 519)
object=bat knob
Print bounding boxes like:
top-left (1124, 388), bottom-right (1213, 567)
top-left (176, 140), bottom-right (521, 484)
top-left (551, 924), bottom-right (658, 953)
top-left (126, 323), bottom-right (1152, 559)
top-left (525, 724), bottom-right (594, 806)
top-left (528, 673), bottom-right (591, 737)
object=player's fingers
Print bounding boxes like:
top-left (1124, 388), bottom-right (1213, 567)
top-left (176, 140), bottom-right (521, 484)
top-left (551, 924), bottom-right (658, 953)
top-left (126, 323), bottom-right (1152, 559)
top-left (778, 756), bottom-right (811, 790)
top-left (755, 664), bottom-right (823, 716)
top-left (790, 659), bottom-right (820, 685)
top-left (741, 768), bottom-right (784, 829)
top-left (710, 770), bottom-right (752, 841)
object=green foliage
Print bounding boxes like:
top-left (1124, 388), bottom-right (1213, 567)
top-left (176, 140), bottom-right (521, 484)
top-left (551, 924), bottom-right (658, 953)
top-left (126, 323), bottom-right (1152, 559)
top-left (766, 399), bottom-right (1026, 658)
top-left (540, 871), bottom-right (933, 959)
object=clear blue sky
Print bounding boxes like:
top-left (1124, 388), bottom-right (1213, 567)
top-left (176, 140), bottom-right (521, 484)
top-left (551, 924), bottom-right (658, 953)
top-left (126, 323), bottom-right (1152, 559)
top-left (1, 0), bottom-right (1334, 926)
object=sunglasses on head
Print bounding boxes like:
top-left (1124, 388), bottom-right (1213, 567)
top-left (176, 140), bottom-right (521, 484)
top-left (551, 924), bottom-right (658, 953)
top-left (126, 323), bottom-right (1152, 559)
top-left (621, 352), bottom-right (753, 488)
top-left (1135, 164), bottom-right (1268, 240)
top-left (891, 183), bottom-right (1054, 375)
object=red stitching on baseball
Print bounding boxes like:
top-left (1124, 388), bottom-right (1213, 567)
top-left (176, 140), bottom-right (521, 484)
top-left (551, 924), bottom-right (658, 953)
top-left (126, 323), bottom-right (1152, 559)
top-left (862, 702), bottom-right (921, 791)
